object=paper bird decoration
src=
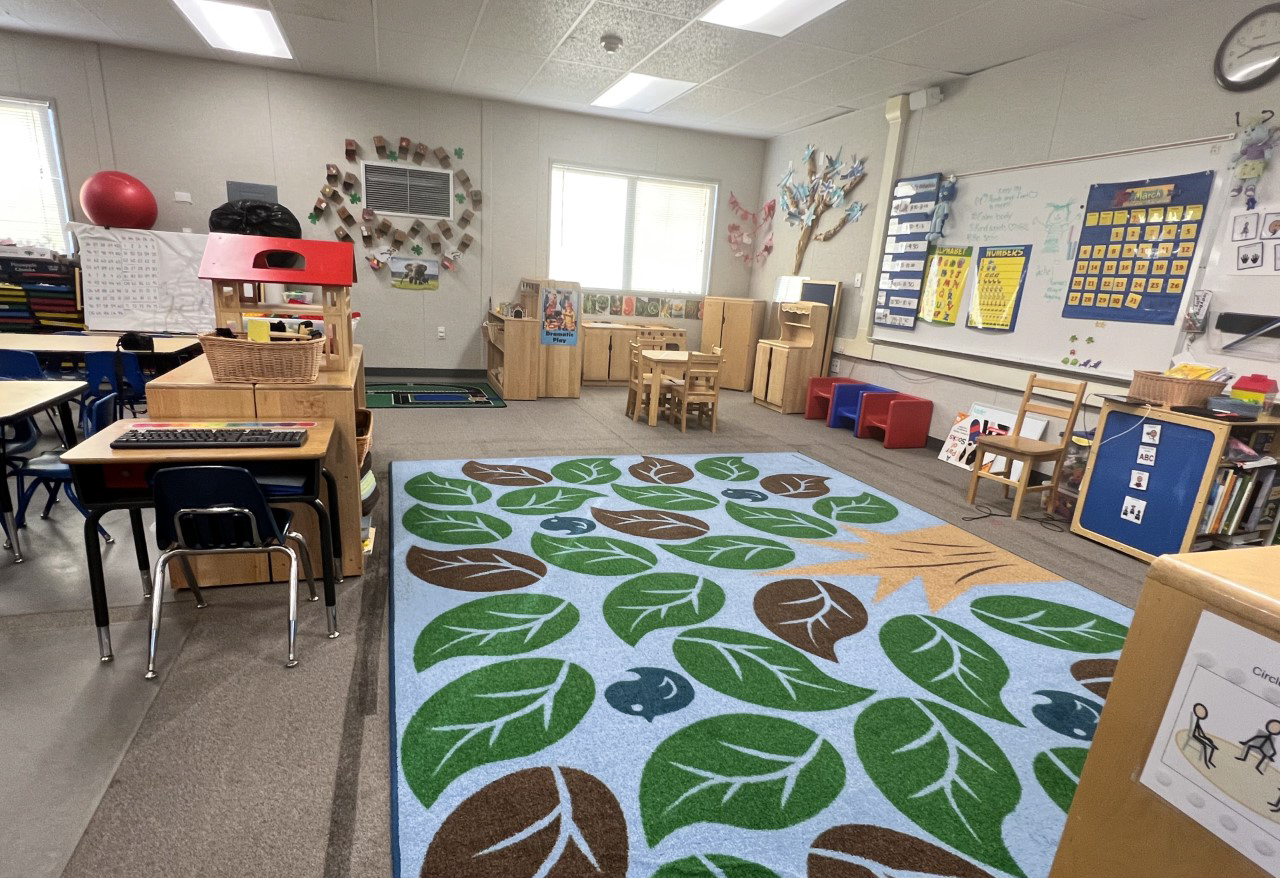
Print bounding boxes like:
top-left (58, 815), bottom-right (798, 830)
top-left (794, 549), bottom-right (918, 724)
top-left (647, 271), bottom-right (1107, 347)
top-left (778, 145), bottom-right (868, 273)
top-left (726, 192), bottom-right (776, 266)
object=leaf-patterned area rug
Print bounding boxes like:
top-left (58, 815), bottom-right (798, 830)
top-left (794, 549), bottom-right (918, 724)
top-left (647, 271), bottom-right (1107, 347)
top-left (389, 452), bottom-right (1132, 878)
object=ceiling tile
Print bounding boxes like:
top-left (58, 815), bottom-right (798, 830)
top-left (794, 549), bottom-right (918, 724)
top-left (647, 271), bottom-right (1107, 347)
top-left (635, 21), bottom-right (774, 83)
top-left (779, 56), bottom-right (948, 106)
top-left (454, 44), bottom-right (544, 95)
top-left (374, 0), bottom-right (482, 40)
top-left (610, 0), bottom-right (712, 19)
top-left (789, 0), bottom-right (990, 54)
top-left (279, 13), bottom-right (376, 79)
top-left (718, 94), bottom-right (831, 129)
top-left (470, 0), bottom-right (592, 54)
top-left (1064, 0), bottom-right (1192, 19)
top-left (378, 29), bottom-right (466, 88)
top-left (2, 0), bottom-right (117, 41)
top-left (712, 39), bottom-right (854, 95)
top-left (876, 0), bottom-right (1137, 74)
top-left (520, 59), bottom-right (620, 104)
top-left (271, 0), bottom-right (374, 27)
top-left (651, 83), bottom-right (759, 119)
top-left (767, 106), bottom-right (851, 134)
top-left (77, 0), bottom-right (208, 51)
top-left (553, 2), bottom-right (686, 70)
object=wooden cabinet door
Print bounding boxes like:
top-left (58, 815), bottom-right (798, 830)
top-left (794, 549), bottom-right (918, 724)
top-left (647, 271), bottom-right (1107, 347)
top-left (608, 329), bottom-right (632, 382)
top-left (720, 300), bottom-right (764, 391)
top-left (582, 326), bottom-right (611, 381)
top-left (766, 346), bottom-right (790, 407)
top-left (752, 343), bottom-right (771, 403)
top-left (702, 298), bottom-right (725, 350)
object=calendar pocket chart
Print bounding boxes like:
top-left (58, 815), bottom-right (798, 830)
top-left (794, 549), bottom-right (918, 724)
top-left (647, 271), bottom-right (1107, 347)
top-left (874, 173), bottom-right (940, 331)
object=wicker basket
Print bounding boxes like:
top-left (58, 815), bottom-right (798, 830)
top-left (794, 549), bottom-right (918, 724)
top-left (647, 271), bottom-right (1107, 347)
top-left (199, 332), bottom-right (325, 384)
top-left (1129, 370), bottom-right (1227, 407)
top-left (355, 408), bottom-right (373, 464)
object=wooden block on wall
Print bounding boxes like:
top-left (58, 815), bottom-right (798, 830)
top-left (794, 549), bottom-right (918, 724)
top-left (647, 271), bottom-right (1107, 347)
top-left (359, 225), bottom-right (372, 244)
top-left (343, 171), bottom-right (358, 191)
top-left (428, 232), bottom-right (442, 253)
top-left (455, 169), bottom-right (471, 189)
top-left (361, 207), bottom-right (376, 222)
top-left (432, 146), bottom-right (451, 167)
top-left (376, 218), bottom-right (392, 236)
top-left (325, 163), bottom-right (339, 182)
top-left (321, 184), bottom-right (341, 201)
top-left (459, 233), bottom-right (474, 252)
top-left (373, 135), bottom-right (388, 158)
top-left (398, 137), bottom-right (411, 159)
top-left (392, 229), bottom-right (407, 250)
top-left (314, 197), bottom-right (328, 214)
top-left (337, 206), bottom-right (355, 225)
top-left (345, 138), bottom-right (358, 161)
top-left (413, 142), bottom-right (429, 163)
top-left (458, 209), bottom-right (474, 228)
top-left (436, 220), bottom-right (453, 239)
top-left (335, 226), bottom-right (351, 242)
top-left (409, 219), bottom-right (425, 237)
top-left (470, 189), bottom-right (482, 207)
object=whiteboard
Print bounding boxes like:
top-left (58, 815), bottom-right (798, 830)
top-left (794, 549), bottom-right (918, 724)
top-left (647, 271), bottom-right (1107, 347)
top-left (70, 223), bottom-right (215, 334)
top-left (869, 137), bottom-right (1235, 381)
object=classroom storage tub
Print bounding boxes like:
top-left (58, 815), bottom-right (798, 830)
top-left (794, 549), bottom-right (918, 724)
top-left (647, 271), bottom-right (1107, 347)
top-left (198, 331), bottom-right (324, 383)
top-left (355, 407), bottom-right (373, 464)
top-left (1129, 370), bottom-right (1226, 407)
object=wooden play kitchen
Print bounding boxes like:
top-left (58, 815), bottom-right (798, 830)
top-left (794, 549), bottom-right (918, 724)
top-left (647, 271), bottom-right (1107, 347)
top-left (581, 321), bottom-right (686, 385)
top-left (482, 278), bottom-right (582, 400)
top-left (753, 301), bottom-right (830, 414)
top-left (145, 234), bottom-right (368, 586)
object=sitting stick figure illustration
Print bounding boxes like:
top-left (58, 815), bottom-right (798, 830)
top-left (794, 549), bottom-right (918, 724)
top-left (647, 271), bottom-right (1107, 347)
top-left (1190, 703), bottom-right (1218, 768)
top-left (1237, 719), bottom-right (1280, 774)
top-left (1270, 789), bottom-right (1280, 813)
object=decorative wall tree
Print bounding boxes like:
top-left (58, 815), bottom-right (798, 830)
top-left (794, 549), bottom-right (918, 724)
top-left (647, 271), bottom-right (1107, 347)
top-left (778, 145), bottom-right (867, 274)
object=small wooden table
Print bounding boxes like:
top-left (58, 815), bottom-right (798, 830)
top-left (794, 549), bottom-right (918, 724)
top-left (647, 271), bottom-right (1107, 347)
top-left (61, 418), bottom-right (341, 662)
top-left (1, 380), bottom-right (85, 563)
top-left (640, 350), bottom-right (689, 427)
top-left (0, 332), bottom-right (200, 356)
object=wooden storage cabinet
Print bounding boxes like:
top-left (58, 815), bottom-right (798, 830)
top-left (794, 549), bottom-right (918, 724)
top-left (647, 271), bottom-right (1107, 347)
top-left (581, 322), bottom-right (686, 386)
top-left (484, 312), bottom-right (540, 400)
top-left (752, 302), bottom-right (829, 414)
top-left (702, 296), bottom-right (766, 391)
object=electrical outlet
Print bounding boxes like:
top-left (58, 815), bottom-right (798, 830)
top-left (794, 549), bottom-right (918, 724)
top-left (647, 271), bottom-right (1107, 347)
top-left (853, 272), bottom-right (863, 288)
top-left (437, 326), bottom-right (445, 339)
top-left (174, 191), bottom-right (192, 203)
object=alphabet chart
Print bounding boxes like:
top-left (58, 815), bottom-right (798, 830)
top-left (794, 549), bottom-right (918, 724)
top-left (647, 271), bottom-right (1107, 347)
top-left (918, 245), bottom-right (972, 325)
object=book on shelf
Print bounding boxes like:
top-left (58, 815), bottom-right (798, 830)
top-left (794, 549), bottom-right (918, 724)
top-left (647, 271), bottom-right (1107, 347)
top-left (1227, 471), bottom-right (1257, 535)
top-left (1243, 469), bottom-right (1278, 534)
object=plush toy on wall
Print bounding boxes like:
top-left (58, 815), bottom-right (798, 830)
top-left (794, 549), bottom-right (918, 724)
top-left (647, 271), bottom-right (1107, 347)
top-left (1230, 116), bottom-right (1280, 210)
top-left (925, 176), bottom-right (957, 243)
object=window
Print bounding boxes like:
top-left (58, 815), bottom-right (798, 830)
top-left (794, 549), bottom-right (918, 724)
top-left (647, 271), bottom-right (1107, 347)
top-left (0, 97), bottom-right (71, 251)
top-left (549, 164), bottom-right (716, 295)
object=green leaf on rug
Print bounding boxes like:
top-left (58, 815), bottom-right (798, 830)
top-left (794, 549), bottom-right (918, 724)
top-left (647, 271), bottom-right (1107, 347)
top-left (640, 713), bottom-right (844, 844)
top-left (726, 501), bottom-right (837, 539)
top-left (551, 457), bottom-right (622, 485)
top-left (401, 658), bottom-right (594, 809)
top-left (880, 615), bottom-right (1022, 725)
top-left (613, 484), bottom-right (719, 511)
top-left (413, 594), bottom-right (579, 670)
top-left (813, 493), bottom-right (899, 524)
top-left (531, 533), bottom-right (657, 576)
top-left (403, 505), bottom-right (512, 544)
top-left (496, 486), bottom-right (603, 515)
top-left (420, 766), bottom-right (628, 877)
top-left (673, 627), bottom-right (872, 710)
top-left (1033, 747), bottom-right (1088, 813)
top-left (652, 854), bottom-right (780, 878)
top-left (855, 697), bottom-right (1025, 878)
top-left (602, 573), bottom-right (724, 646)
top-left (694, 456), bottom-right (760, 482)
top-left (970, 596), bottom-right (1128, 654)
top-left (404, 471), bottom-right (492, 506)
top-left (663, 536), bottom-right (794, 570)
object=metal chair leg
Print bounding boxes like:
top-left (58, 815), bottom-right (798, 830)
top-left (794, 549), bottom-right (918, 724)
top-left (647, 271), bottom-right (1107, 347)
top-left (279, 546), bottom-right (300, 668)
top-left (287, 531), bottom-right (318, 602)
top-left (144, 550), bottom-right (172, 680)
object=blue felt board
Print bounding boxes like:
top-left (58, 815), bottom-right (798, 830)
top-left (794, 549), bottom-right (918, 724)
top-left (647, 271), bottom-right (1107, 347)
top-left (1077, 410), bottom-right (1215, 556)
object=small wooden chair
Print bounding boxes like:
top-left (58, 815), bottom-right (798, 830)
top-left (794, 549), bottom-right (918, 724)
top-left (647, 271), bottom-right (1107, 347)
top-left (966, 374), bottom-right (1086, 520)
top-left (668, 351), bottom-right (723, 432)
top-left (626, 339), bottom-right (669, 421)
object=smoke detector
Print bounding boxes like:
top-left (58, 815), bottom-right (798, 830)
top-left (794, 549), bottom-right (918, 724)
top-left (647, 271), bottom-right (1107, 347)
top-left (600, 33), bottom-right (623, 53)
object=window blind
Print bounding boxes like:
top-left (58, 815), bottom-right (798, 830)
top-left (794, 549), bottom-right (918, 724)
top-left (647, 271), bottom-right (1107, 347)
top-left (0, 97), bottom-right (71, 251)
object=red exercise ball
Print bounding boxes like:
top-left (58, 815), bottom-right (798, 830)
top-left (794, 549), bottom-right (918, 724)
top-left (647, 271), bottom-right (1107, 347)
top-left (79, 170), bottom-right (158, 229)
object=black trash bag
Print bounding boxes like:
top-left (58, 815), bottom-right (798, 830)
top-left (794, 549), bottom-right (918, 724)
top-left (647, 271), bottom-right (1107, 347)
top-left (208, 200), bottom-right (302, 267)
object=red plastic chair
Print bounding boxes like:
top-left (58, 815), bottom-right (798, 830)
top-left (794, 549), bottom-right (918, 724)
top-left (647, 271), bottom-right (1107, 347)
top-left (805, 377), bottom-right (861, 420)
top-left (856, 392), bottom-right (933, 448)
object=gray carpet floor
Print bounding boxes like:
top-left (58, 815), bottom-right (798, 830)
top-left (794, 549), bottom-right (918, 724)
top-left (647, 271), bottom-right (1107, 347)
top-left (2, 385), bottom-right (1148, 878)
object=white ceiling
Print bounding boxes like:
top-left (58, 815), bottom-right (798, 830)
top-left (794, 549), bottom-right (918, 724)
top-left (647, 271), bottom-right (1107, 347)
top-left (1, 0), bottom-right (1197, 138)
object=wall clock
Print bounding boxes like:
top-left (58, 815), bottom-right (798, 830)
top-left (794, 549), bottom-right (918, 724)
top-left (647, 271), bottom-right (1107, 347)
top-left (1216, 4), bottom-right (1280, 91)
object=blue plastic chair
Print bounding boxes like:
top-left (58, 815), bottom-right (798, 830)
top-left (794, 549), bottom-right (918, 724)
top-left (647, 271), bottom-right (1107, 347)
top-left (2, 417), bottom-right (39, 471)
top-left (0, 349), bottom-right (49, 379)
top-left (144, 466), bottom-right (318, 679)
top-left (84, 350), bottom-right (149, 415)
top-left (14, 394), bottom-right (117, 543)
top-left (828, 382), bottom-right (895, 432)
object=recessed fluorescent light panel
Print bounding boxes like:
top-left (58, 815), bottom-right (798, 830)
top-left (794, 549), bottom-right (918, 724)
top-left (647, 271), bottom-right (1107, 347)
top-left (592, 73), bottom-right (697, 112)
top-left (172, 0), bottom-right (292, 58)
top-left (701, 0), bottom-right (847, 36)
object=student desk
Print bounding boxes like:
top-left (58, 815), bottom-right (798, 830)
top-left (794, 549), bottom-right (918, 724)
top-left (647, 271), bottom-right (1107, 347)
top-left (1, 379), bottom-right (85, 562)
top-left (146, 345), bottom-right (366, 585)
top-left (640, 350), bottom-right (690, 427)
top-left (62, 418), bottom-right (340, 662)
top-left (0, 333), bottom-right (200, 357)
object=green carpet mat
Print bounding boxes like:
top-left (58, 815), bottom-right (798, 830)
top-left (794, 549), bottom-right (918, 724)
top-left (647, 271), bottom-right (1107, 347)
top-left (389, 452), bottom-right (1132, 878)
top-left (366, 382), bottom-right (506, 409)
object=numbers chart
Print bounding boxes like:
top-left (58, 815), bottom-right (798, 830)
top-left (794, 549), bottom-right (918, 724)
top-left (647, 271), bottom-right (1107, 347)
top-left (1062, 172), bottom-right (1214, 325)
top-left (968, 244), bottom-right (1031, 331)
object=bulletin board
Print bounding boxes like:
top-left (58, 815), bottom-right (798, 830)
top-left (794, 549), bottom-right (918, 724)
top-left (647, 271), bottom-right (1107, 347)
top-left (69, 223), bottom-right (215, 334)
top-left (799, 279), bottom-right (841, 376)
top-left (868, 136), bottom-right (1234, 381)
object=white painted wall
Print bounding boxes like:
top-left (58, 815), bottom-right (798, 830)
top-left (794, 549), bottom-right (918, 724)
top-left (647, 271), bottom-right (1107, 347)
top-left (752, 0), bottom-right (1280, 438)
top-left (0, 32), bottom-right (765, 369)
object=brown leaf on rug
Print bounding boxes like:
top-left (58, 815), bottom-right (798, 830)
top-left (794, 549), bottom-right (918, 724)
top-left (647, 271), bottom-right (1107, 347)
top-left (1071, 658), bottom-right (1118, 699)
top-left (760, 473), bottom-right (832, 498)
top-left (590, 508), bottom-right (710, 541)
top-left (462, 461), bottom-right (553, 486)
top-left (421, 766), bottom-right (628, 878)
top-left (628, 456), bottom-right (694, 484)
top-left (754, 579), bottom-right (867, 661)
top-left (808, 824), bottom-right (994, 878)
top-left (407, 547), bottom-right (546, 591)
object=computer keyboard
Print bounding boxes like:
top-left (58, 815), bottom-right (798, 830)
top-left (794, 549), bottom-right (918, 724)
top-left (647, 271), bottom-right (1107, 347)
top-left (110, 428), bottom-right (308, 449)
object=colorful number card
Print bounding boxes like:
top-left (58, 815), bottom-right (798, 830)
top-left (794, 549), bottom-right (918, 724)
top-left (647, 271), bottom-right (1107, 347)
top-left (968, 244), bottom-right (1031, 332)
top-left (875, 173), bottom-right (941, 331)
top-left (1062, 171), bottom-right (1214, 325)
top-left (918, 245), bottom-right (972, 325)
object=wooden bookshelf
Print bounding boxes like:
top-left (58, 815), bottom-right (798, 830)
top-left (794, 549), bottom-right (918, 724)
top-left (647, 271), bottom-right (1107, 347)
top-left (483, 311), bottom-right (540, 400)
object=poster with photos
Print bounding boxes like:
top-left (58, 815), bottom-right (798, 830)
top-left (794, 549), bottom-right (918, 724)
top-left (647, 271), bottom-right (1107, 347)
top-left (1229, 206), bottom-right (1280, 273)
top-left (540, 287), bottom-right (579, 346)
